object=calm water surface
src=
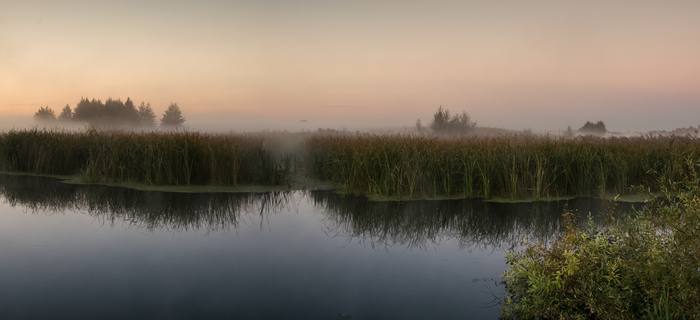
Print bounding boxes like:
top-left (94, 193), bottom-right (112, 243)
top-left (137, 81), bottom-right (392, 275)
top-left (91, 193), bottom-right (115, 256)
top-left (0, 174), bottom-right (640, 320)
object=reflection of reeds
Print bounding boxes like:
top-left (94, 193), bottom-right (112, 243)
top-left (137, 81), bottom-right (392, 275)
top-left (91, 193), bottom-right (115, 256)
top-left (307, 133), bottom-right (700, 199)
top-left (0, 174), bottom-right (294, 232)
top-left (312, 191), bottom-right (640, 250)
top-left (0, 174), bottom-right (640, 247)
top-left (0, 128), bottom-right (292, 186)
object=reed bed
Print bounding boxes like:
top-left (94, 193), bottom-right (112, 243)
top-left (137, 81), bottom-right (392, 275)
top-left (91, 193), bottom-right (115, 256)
top-left (306, 133), bottom-right (700, 199)
top-left (0, 128), bottom-right (292, 186)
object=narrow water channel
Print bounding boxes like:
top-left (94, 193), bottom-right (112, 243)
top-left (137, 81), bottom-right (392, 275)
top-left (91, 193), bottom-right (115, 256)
top-left (0, 174), bottom-right (640, 320)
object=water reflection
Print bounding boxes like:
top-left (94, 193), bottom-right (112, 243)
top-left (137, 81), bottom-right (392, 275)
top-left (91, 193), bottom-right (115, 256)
top-left (0, 174), bottom-right (640, 248)
top-left (0, 174), bottom-right (293, 232)
top-left (312, 192), bottom-right (640, 250)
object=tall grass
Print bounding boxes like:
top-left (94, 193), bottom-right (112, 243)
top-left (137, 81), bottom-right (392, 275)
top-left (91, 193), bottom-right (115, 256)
top-left (307, 133), bottom-right (700, 199)
top-left (0, 128), bottom-right (292, 186)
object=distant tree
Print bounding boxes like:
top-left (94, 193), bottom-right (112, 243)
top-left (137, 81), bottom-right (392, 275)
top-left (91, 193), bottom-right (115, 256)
top-left (578, 121), bottom-right (607, 134)
top-left (563, 125), bottom-right (574, 138)
top-left (160, 103), bottom-right (185, 127)
top-left (428, 106), bottom-right (476, 135)
top-left (34, 106), bottom-right (56, 121)
top-left (137, 102), bottom-right (157, 127)
top-left (415, 118), bottom-right (426, 133)
top-left (73, 98), bottom-right (104, 122)
top-left (58, 104), bottom-right (73, 121)
top-left (103, 97), bottom-right (140, 126)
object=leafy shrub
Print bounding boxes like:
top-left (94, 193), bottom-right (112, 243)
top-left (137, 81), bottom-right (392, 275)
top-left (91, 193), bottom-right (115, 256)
top-left (501, 156), bottom-right (700, 319)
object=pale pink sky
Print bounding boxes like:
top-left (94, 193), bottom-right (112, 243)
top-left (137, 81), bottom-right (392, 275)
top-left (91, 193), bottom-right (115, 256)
top-left (2, 1), bottom-right (700, 132)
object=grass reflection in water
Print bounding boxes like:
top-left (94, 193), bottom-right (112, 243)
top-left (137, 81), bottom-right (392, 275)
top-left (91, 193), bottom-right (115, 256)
top-left (311, 192), bottom-right (640, 251)
top-left (0, 173), bottom-right (639, 249)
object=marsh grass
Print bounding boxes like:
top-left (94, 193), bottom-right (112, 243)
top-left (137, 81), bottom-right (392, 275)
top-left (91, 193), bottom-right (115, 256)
top-left (306, 133), bottom-right (700, 199)
top-left (0, 128), bottom-right (292, 186)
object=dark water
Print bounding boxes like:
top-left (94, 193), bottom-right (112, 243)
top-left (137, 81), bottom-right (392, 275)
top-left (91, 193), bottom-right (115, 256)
top-left (0, 174), bottom-right (641, 320)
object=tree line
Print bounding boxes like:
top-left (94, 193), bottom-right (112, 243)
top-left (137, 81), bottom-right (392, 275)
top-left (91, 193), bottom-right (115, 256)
top-left (34, 97), bottom-right (185, 127)
top-left (415, 106), bottom-right (477, 135)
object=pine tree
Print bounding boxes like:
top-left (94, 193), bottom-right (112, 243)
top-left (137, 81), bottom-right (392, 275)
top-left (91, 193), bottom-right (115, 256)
top-left (58, 104), bottom-right (73, 121)
top-left (34, 106), bottom-right (56, 121)
top-left (138, 102), bottom-right (157, 127)
top-left (160, 103), bottom-right (185, 127)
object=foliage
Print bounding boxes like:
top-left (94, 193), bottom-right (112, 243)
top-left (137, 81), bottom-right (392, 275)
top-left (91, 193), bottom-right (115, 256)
top-left (34, 106), bottom-right (56, 121)
top-left (0, 128), bottom-right (292, 186)
top-left (501, 157), bottom-right (700, 319)
top-left (427, 106), bottom-right (477, 135)
top-left (72, 97), bottom-right (141, 126)
top-left (58, 104), bottom-right (73, 121)
top-left (307, 133), bottom-right (700, 199)
top-left (160, 103), bottom-right (185, 127)
top-left (137, 102), bottom-right (157, 127)
top-left (579, 121), bottom-right (607, 134)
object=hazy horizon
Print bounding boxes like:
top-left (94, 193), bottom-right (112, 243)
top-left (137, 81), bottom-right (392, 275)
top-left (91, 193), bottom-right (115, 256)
top-left (3, 1), bottom-right (700, 133)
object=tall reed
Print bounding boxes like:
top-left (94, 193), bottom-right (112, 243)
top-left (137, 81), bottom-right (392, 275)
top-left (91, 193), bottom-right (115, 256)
top-left (0, 128), bottom-right (292, 186)
top-left (306, 133), bottom-right (700, 199)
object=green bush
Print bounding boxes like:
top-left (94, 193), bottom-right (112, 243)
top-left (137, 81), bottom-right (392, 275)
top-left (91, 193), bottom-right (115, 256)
top-left (501, 156), bottom-right (700, 319)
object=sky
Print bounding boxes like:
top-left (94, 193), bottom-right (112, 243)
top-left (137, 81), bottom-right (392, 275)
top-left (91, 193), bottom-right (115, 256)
top-left (2, 0), bottom-right (700, 132)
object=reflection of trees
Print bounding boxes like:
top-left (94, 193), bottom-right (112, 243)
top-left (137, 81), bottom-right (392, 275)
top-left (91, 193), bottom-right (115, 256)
top-left (311, 191), bottom-right (641, 251)
top-left (0, 174), bottom-right (293, 232)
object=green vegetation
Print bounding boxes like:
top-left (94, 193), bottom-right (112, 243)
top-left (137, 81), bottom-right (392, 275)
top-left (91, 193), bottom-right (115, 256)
top-left (415, 106), bottom-right (477, 135)
top-left (34, 106), bottom-right (56, 121)
top-left (160, 103), bottom-right (185, 127)
top-left (33, 97), bottom-right (186, 128)
top-left (579, 120), bottom-right (607, 135)
top-left (307, 133), bottom-right (700, 199)
top-left (501, 157), bottom-right (700, 319)
top-left (0, 128), bottom-right (292, 186)
top-left (74, 97), bottom-right (141, 126)
top-left (137, 102), bottom-right (157, 127)
top-left (5, 127), bottom-right (700, 201)
top-left (58, 104), bottom-right (73, 121)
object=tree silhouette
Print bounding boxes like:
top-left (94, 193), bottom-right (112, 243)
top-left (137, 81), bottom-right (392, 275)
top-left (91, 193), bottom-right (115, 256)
top-left (73, 98), bottom-right (104, 122)
top-left (34, 106), bottom-right (56, 121)
top-left (137, 102), bottom-right (157, 127)
top-left (103, 97), bottom-right (140, 126)
top-left (58, 104), bottom-right (73, 121)
top-left (160, 103), bottom-right (185, 127)
top-left (427, 106), bottom-right (476, 135)
top-left (578, 121), bottom-right (607, 134)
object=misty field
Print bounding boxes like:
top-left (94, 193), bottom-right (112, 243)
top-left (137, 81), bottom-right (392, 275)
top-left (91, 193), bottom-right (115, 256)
top-left (2, 128), bottom-right (699, 199)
